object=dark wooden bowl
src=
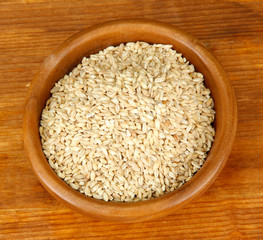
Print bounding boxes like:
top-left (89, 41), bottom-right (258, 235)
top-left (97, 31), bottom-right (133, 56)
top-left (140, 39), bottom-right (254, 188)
top-left (23, 19), bottom-right (237, 222)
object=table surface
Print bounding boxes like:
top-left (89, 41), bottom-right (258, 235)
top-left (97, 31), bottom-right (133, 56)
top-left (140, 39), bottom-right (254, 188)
top-left (1, 0), bottom-right (263, 239)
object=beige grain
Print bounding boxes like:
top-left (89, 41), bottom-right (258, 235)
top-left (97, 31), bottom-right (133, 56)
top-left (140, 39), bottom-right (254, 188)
top-left (40, 42), bottom-right (215, 202)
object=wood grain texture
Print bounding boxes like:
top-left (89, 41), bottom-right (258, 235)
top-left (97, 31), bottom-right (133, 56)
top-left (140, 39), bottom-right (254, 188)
top-left (0, 0), bottom-right (263, 239)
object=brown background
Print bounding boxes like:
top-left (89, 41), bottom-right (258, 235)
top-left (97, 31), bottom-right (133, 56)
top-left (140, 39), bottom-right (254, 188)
top-left (1, 0), bottom-right (263, 239)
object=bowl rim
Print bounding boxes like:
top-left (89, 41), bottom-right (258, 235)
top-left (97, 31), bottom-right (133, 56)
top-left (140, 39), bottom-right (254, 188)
top-left (23, 18), bottom-right (237, 222)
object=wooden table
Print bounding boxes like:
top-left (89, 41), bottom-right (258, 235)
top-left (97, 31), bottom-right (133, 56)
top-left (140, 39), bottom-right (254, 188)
top-left (1, 1), bottom-right (263, 239)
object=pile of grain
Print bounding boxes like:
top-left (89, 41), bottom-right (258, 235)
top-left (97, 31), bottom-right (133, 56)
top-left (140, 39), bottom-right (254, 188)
top-left (40, 41), bottom-right (215, 202)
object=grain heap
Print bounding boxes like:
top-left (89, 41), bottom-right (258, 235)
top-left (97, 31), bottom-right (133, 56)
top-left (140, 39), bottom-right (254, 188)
top-left (40, 42), bottom-right (215, 202)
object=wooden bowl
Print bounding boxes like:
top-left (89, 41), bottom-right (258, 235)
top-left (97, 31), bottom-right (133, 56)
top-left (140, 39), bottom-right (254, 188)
top-left (23, 19), bottom-right (237, 222)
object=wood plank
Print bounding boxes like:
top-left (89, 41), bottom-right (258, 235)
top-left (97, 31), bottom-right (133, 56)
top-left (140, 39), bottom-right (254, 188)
top-left (1, 0), bottom-right (263, 239)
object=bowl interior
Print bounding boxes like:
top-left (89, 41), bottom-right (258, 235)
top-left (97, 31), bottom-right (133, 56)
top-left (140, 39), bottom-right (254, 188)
top-left (24, 19), bottom-right (237, 222)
